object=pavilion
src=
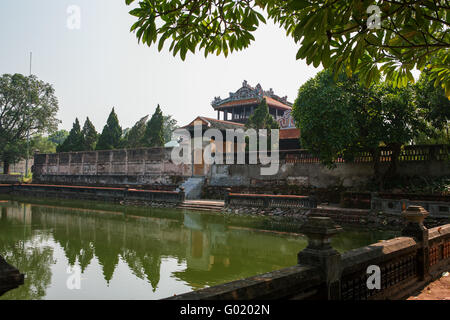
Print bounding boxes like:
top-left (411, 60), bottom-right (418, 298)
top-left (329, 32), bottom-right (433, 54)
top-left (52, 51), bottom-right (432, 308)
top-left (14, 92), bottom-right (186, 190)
top-left (211, 80), bottom-right (293, 124)
top-left (180, 81), bottom-right (301, 172)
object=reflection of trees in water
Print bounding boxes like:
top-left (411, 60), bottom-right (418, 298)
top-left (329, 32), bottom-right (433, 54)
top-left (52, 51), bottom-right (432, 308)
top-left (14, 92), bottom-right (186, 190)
top-left (0, 244), bottom-right (54, 300)
top-left (34, 206), bottom-right (165, 289)
top-left (121, 249), bottom-right (161, 292)
top-left (0, 210), bottom-right (55, 300)
top-left (1, 200), bottom-right (400, 298)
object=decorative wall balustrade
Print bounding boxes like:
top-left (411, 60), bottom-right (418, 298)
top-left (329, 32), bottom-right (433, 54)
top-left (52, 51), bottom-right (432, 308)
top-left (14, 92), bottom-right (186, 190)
top-left (371, 196), bottom-right (450, 217)
top-left (225, 193), bottom-right (317, 209)
top-left (278, 144), bottom-right (449, 164)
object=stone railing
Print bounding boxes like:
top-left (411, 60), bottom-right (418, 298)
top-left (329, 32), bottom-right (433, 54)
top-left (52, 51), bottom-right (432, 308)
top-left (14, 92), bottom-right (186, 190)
top-left (279, 144), bottom-right (449, 164)
top-left (371, 195), bottom-right (450, 217)
top-left (223, 145), bottom-right (449, 165)
top-left (225, 191), bottom-right (318, 209)
top-left (168, 206), bottom-right (450, 300)
top-left (0, 184), bottom-right (185, 205)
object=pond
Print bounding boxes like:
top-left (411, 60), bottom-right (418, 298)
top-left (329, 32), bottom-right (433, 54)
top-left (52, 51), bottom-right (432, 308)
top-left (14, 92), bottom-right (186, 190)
top-left (0, 197), bottom-right (399, 300)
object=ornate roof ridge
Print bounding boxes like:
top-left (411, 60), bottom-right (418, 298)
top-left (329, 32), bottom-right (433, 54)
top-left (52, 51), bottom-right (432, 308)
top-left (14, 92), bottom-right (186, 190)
top-left (211, 80), bottom-right (292, 108)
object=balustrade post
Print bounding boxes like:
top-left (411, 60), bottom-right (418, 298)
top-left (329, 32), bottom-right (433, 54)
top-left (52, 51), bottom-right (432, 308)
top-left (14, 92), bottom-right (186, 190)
top-left (223, 187), bottom-right (231, 205)
top-left (370, 192), bottom-right (379, 211)
top-left (124, 185), bottom-right (130, 202)
top-left (179, 187), bottom-right (186, 202)
top-left (297, 217), bottom-right (343, 300)
top-left (401, 205), bottom-right (430, 281)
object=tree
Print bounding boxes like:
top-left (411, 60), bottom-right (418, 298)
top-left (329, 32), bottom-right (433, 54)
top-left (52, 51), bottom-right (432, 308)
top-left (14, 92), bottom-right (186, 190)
top-left (163, 115), bottom-right (179, 143)
top-left (126, 0), bottom-right (450, 96)
top-left (122, 115), bottom-right (149, 148)
top-left (246, 98), bottom-right (279, 130)
top-left (48, 130), bottom-right (69, 146)
top-left (292, 70), bottom-right (424, 186)
top-left (30, 135), bottom-right (57, 154)
top-left (1, 142), bottom-right (28, 174)
top-left (57, 118), bottom-right (83, 152)
top-left (245, 98), bottom-right (279, 151)
top-left (415, 69), bottom-right (450, 143)
top-left (142, 105), bottom-right (164, 147)
top-left (81, 117), bottom-right (98, 151)
top-left (0, 73), bottom-right (59, 173)
top-left (96, 108), bottom-right (122, 150)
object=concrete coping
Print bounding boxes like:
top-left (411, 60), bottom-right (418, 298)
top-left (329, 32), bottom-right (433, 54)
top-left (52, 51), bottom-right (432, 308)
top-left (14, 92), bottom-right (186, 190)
top-left (10, 184), bottom-right (181, 194)
top-left (341, 237), bottom-right (418, 273)
top-left (228, 193), bottom-right (310, 199)
top-left (429, 224), bottom-right (450, 241)
top-left (166, 264), bottom-right (322, 300)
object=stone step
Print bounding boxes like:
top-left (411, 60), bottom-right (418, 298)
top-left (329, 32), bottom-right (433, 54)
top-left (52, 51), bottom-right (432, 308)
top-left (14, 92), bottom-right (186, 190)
top-left (182, 201), bottom-right (224, 207)
top-left (179, 177), bottom-right (206, 200)
top-left (177, 200), bottom-right (224, 212)
top-left (177, 206), bottom-right (223, 212)
top-left (178, 205), bottom-right (223, 211)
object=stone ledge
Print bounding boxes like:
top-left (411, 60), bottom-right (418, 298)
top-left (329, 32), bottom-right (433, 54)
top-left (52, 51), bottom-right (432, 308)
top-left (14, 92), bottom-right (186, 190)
top-left (166, 264), bottom-right (323, 300)
top-left (341, 237), bottom-right (419, 272)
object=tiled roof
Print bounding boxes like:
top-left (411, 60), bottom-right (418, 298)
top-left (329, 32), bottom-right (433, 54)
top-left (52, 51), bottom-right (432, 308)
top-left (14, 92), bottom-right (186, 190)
top-left (214, 98), bottom-right (259, 109)
top-left (182, 116), bottom-right (244, 130)
top-left (280, 128), bottom-right (300, 139)
top-left (214, 97), bottom-right (292, 110)
top-left (211, 81), bottom-right (293, 111)
top-left (264, 97), bottom-right (292, 110)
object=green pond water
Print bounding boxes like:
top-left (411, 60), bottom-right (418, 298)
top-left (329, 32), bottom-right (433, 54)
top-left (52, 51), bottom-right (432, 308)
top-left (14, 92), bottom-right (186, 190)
top-left (0, 197), bottom-right (399, 300)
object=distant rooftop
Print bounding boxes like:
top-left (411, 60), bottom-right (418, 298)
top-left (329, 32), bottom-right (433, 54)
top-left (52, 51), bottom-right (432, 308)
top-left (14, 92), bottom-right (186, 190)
top-left (182, 116), bottom-right (245, 131)
top-left (211, 80), bottom-right (293, 111)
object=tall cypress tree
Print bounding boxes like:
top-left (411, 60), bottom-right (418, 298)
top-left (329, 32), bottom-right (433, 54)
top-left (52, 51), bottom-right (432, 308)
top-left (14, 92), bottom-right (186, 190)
top-left (57, 118), bottom-right (83, 152)
top-left (96, 108), bottom-right (122, 150)
top-left (246, 98), bottom-right (279, 130)
top-left (81, 117), bottom-right (98, 151)
top-left (123, 115), bottom-right (149, 148)
top-left (245, 99), bottom-right (279, 151)
top-left (142, 105), bottom-right (164, 147)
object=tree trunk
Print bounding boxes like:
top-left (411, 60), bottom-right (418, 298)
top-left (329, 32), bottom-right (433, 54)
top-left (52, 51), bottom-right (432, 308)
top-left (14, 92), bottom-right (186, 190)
top-left (371, 147), bottom-right (383, 191)
top-left (384, 143), bottom-right (401, 181)
top-left (2, 160), bottom-right (10, 174)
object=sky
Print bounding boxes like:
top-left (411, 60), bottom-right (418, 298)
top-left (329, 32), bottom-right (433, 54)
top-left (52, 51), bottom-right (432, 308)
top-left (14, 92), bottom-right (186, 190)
top-left (0, 0), bottom-right (321, 132)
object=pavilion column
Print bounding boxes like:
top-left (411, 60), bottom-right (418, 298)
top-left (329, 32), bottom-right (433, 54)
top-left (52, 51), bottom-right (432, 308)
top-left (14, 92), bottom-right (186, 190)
top-left (232, 107), bottom-right (235, 120)
top-left (217, 110), bottom-right (220, 120)
top-left (224, 111), bottom-right (228, 121)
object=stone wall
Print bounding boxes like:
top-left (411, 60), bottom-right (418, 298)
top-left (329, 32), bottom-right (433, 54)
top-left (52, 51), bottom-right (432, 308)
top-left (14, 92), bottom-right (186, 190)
top-left (0, 184), bottom-right (185, 206)
top-left (0, 159), bottom-right (33, 175)
top-left (32, 147), bottom-right (191, 187)
top-left (208, 160), bottom-right (450, 190)
top-left (0, 175), bottom-right (23, 184)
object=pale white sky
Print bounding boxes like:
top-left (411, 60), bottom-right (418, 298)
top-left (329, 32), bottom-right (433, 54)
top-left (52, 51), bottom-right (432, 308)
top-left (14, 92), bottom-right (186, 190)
top-left (0, 0), bottom-right (321, 131)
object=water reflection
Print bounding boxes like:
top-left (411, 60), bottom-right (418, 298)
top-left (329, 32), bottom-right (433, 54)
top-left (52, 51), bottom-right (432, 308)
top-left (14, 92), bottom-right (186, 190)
top-left (0, 198), bottom-right (397, 300)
